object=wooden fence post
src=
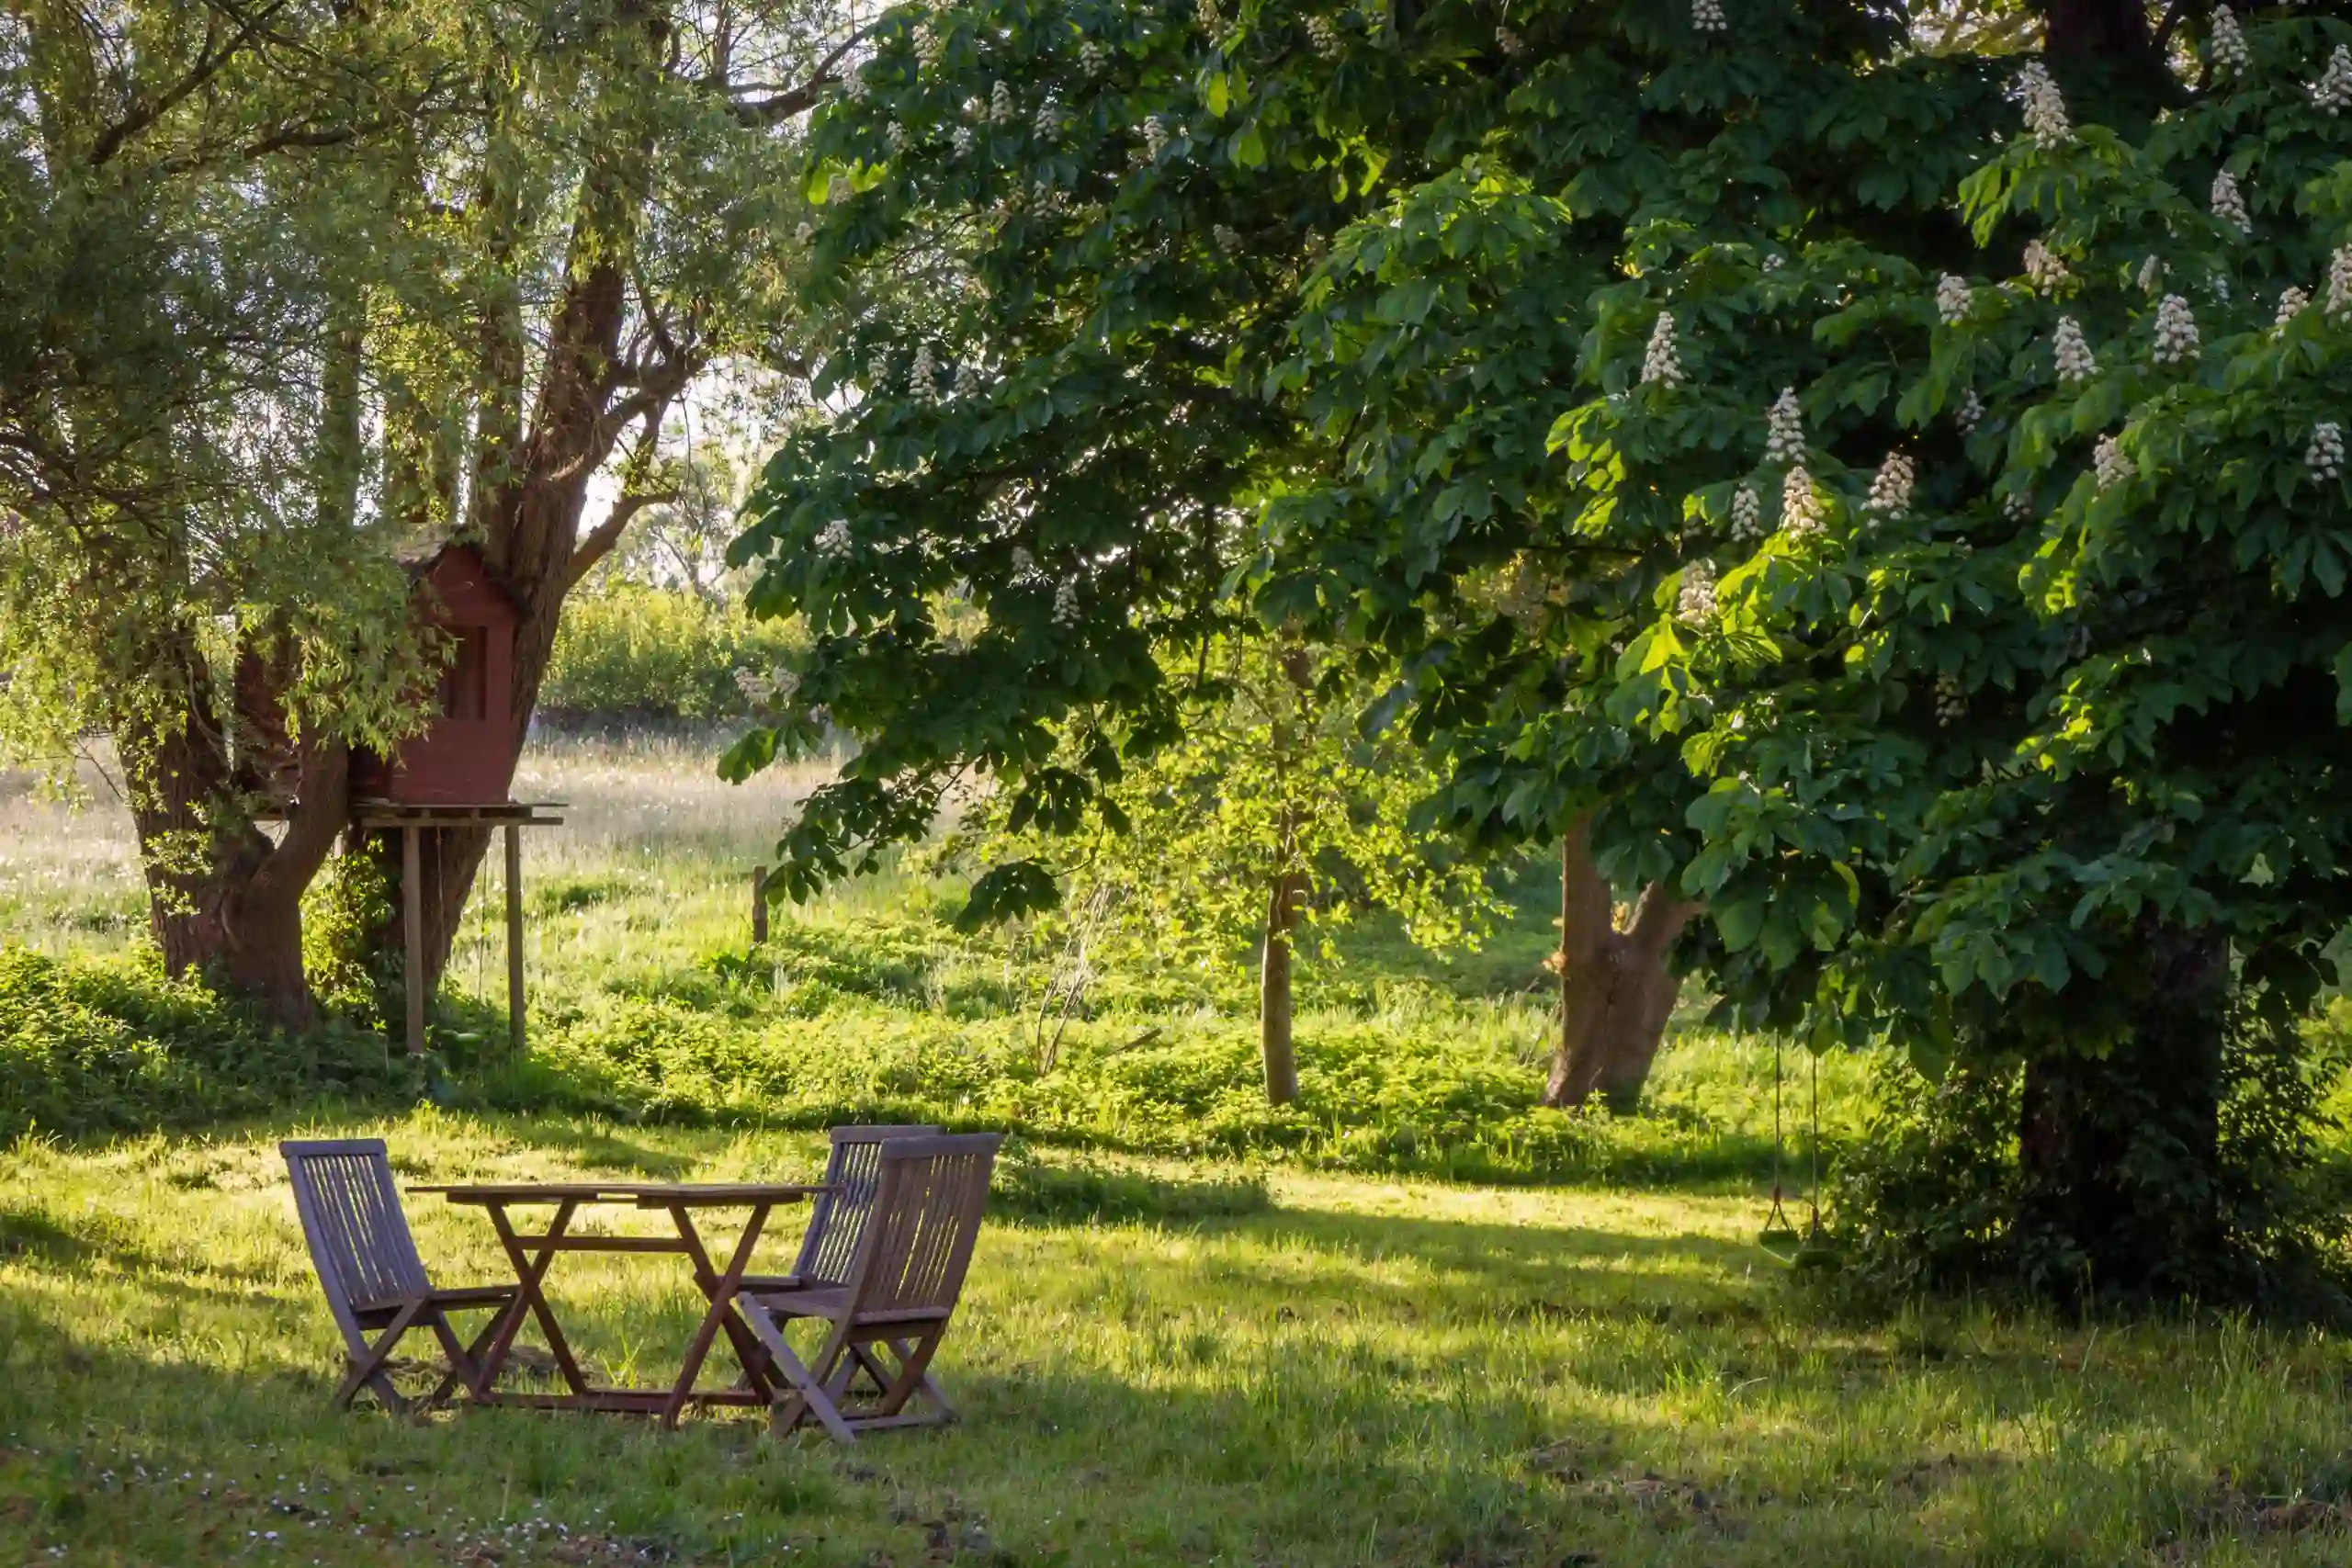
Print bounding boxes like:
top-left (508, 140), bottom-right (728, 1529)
top-left (752, 865), bottom-right (769, 946)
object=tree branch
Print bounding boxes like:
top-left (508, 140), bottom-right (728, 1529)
top-left (727, 23), bottom-right (887, 126)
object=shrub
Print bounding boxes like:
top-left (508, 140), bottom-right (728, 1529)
top-left (0, 946), bottom-right (421, 1142)
top-left (539, 582), bottom-right (805, 723)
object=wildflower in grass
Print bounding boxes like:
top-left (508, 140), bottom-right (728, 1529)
top-left (2052, 316), bottom-right (2098, 384)
top-left (1936, 273), bottom-right (1972, 325)
top-left (1934, 673), bottom-right (1967, 727)
top-left (2209, 7), bottom-right (2248, 74)
top-left (1640, 312), bottom-right (1683, 387)
top-left (2023, 239), bottom-right (2068, 292)
top-left (1729, 482), bottom-right (1762, 540)
top-left (1765, 387), bottom-right (1804, 463)
top-left (2151, 294), bottom-right (2199, 365)
top-left (2312, 45), bottom-right (2352, 115)
top-left (2277, 286), bottom-right (2310, 328)
top-left (2309, 422), bottom-right (2345, 479)
top-left (2211, 170), bottom-right (2251, 233)
top-left (1678, 559), bottom-right (1718, 620)
top-left (1691, 0), bottom-right (1726, 34)
top-left (1781, 466), bottom-right (1824, 536)
top-left (2017, 60), bottom-right (2072, 145)
top-left (1957, 388), bottom-right (1984, 434)
top-left (1866, 451), bottom-right (1916, 520)
top-left (2094, 434), bottom-right (2127, 490)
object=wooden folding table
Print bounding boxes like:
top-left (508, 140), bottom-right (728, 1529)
top-left (413, 1180), bottom-right (830, 1427)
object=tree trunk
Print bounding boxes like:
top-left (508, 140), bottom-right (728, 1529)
top-left (1545, 818), bottom-right (1697, 1112)
top-left (119, 633), bottom-right (351, 1028)
top-left (2016, 921), bottom-right (2230, 1300)
top-left (1260, 871), bottom-right (1305, 1106)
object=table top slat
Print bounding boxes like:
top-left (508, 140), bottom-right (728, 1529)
top-left (412, 1180), bottom-right (832, 1206)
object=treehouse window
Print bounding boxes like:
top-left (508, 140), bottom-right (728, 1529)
top-left (441, 626), bottom-right (490, 721)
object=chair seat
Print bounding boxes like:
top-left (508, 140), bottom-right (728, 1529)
top-left (353, 1283), bottom-right (518, 1316)
top-left (744, 1285), bottom-right (951, 1327)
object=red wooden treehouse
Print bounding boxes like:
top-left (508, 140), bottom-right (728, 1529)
top-left (353, 544), bottom-right (561, 1057)
top-left (353, 544), bottom-right (523, 806)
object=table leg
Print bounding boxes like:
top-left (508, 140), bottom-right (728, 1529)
top-left (662, 1202), bottom-right (774, 1429)
top-left (480, 1200), bottom-right (590, 1398)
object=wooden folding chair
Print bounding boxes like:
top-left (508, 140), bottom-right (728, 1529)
top-left (750, 1124), bottom-right (943, 1292)
top-left (279, 1138), bottom-right (516, 1414)
top-left (739, 1133), bottom-right (1001, 1442)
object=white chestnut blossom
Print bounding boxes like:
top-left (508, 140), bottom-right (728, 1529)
top-left (2016, 61), bottom-right (2072, 146)
top-left (2312, 45), bottom-right (2352, 115)
top-left (910, 342), bottom-right (941, 403)
top-left (1956, 388), bottom-right (1984, 434)
top-left (2150, 293), bottom-right (2199, 365)
top-left (1495, 25), bottom-right (1526, 56)
top-left (825, 171), bottom-right (854, 205)
top-left (1729, 482), bottom-right (1763, 541)
top-left (842, 69), bottom-right (870, 101)
top-left (1933, 674), bottom-right (1967, 727)
top-left (989, 80), bottom-right (1014, 122)
top-left (2309, 422), bottom-right (2346, 479)
top-left (2211, 170), bottom-right (2251, 233)
top-left (816, 519), bottom-right (854, 557)
top-left (1865, 451), bottom-right (1916, 520)
top-left (1197, 0), bottom-right (1223, 34)
top-left (952, 123), bottom-right (976, 155)
top-left (2330, 247), bottom-right (2352, 320)
top-left (1678, 559), bottom-right (1719, 620)
top-left (1936, 273), bottom-right (1972, 326)
top-left (2209, 270), bottom-right (2233, 304)
top-left (2093, 434), bottom-right (2127, 490)
top-left (2003, 490), bottom-right (2034, 523)
top-left (1142, 116), bottom-right (1169, 159)
top-left (1034, 102), bottom-right (1060, 137)
top-left (886, 121), bottom-right (910, 153)
top-left (1053, 577), bottom-right (1082, 626)
top-left (1214, 223), bottom-right (1243, 256)
top-left (1080, 39), bottom-right (1107, 74)
top-left (1761, 253), bottom-right (1785, 272)
top-left (2138, 254), bottom-right (2165, 294)
top-left (2209, 7), bottom-right (2248, 75)
top-left (2052, 315), bottom-right (2098, 384)
top-left (1307, 17), bottom-right (1341, 57)
top-left (2022, 239), bottom-right (2069, 292)
top-left (2277, 287), bottom-right (2310, 327)
top-left (1764, 387), bottom-right (1805, 463)
top-left (918, 22), bottom-right (947, 65)
top-left (1640, 311), bottom-right (1683, 387)
top-left (1781, 466), bottom-right (1825, 537)
top-left (1691, 0), bottom-right (1726, 33)
top-left (954, 362), bottom-right (983, 399)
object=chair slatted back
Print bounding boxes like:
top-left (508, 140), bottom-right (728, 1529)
top-left (792, 1124), bottom-right (942, 1287)
top-left (842, 1134), bottom-right (1001, 1320)
top-left (280, 1139), bottom-right (431, 1341)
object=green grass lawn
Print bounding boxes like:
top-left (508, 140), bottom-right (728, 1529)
top-left (7, 731), bottom-right (2352, 1564)
top-left (6, 1118), bottom-right (2352, 1566)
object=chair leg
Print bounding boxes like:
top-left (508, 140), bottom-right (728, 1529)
top-left (869, 1327), bottom-right (949, 1423)
top-left (335, 1301), bottom-right (425, 1414)
top-left (882, 1337), bottom-right (954, 1420)
top-left (424, 1308), bottom-right (507, 1406)
top-left (740, 1306), bottom-right (859, 1444)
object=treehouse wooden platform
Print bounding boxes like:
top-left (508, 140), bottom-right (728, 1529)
top-left (351, 799), bottom-right (564, 1058)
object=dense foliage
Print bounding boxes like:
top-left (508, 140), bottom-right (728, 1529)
top-left (542, 582), bottom-right (808, 723)
top-left (736, 0), bottom-right (2352, 1303)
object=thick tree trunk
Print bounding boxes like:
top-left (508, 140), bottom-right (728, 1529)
top-left (119, 635), bottom-right (351, 1028)
top-left (1545, 819), bottom-right (1697, 1112)
top-left (1260, 871), bottom-right (1305, 1106)
top-left (2016, 922), bottom-right (2230, 1299)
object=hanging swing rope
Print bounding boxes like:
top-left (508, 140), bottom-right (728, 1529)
top-left (1758, 1039), bottom-right (1841, 1269)
top-left (1758, 1038), bottom-right (1802, 1257)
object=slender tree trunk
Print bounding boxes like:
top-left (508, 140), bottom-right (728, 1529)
top-left (1260, 871), bottom-right (1305, 1106)
top-left (2016, 921), bottom-right (2230, 1299)
top-left (1545, 818), bottom-right (1697, 1112)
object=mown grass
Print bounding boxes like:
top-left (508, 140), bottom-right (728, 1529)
top-left (7, 1117), bottom-right (2352, 1566)
top-left (8, 730), bottom-right (2352, 1564)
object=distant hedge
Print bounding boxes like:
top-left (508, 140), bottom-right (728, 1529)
top-left (540, 582), bottom-right (803, 723)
